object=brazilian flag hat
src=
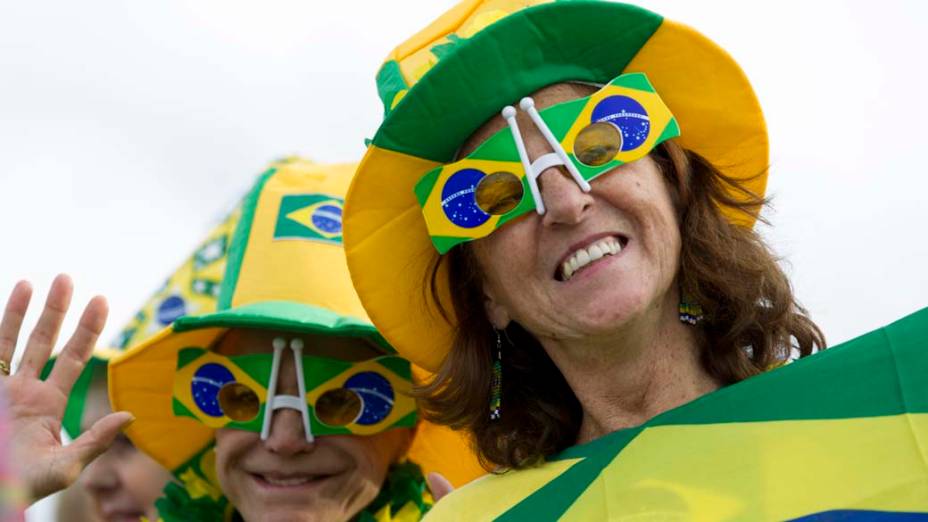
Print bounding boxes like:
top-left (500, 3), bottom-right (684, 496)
top-left (344, 0), bottom-right (769, 372)
top-left (109, 158), bottom-right (486, 499)
top-left (109, 158), bottom-right (392, 475)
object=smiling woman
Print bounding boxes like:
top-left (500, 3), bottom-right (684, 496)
top-left (339, 0), bottom-right (927, 519)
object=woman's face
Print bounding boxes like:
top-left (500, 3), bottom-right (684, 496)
top-left (80, 373), bottom-right (172, 522)
top-left (212, 329), bottom-right (411, 522)
top-left (469, 83), bottom-right (682, 344)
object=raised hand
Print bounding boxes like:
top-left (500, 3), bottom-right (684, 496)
top-left (0, 275), bottom-right (133, 504)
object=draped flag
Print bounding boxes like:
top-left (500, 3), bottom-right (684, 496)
top-left (428, 307), bottom-right (928, 520)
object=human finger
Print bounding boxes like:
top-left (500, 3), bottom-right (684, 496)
top-left (0, 280), bottom-right (32, 372)
top-left (47, 295), bottom-right (107, 395)
top-left (67, 411), bottom-right (134, 476)
top-left (426, 471), bottom-right (455, 502)
top-left (18, 274), bottom-right (73, 377)
top-left (28, 411), bottom-right (135, 501)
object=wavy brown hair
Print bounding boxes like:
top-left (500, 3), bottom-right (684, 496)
top-left (420, 140), bottom-right (826, 470)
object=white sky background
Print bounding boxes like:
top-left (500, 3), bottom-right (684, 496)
top-left (2, 0), bottom-right (927, 517)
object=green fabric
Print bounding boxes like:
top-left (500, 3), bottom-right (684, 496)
top-left (173, 300), bottom-right (393, 353)
top-left (356, 461), bottom-right (431, 522)
top-left (376, 60), bottom-right (409, 118)
top-left (154, 482), bottom-right (229, 522)
top-left (496, 306), bottom-right (928, 520)
top-left (217, 167), bottom-right (276, 310)
top-left (40, 356), bottom-right (107, 440)
top-left (372, 1), bottom-right (663, 162)
top-left (157, 444), bottom-right (231, 522)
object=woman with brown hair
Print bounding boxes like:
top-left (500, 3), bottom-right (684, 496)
top-left (343, 0), bottom-right (928, 519)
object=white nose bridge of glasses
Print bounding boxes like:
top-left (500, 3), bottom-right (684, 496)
top-left (501, 97), bottom-right (592, 215)
top-left (261, 337), bottom-right (314, 443)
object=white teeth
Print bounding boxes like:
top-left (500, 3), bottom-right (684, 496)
top-left (560, 237), bottom-right (623, 281)
top-left (263, 475), bottom-right (313, 486)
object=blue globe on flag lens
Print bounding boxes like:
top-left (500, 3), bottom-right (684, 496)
top-left (441, 168), bottom-right (491, 228)
top-left (345, 372), bottom-right (395, 425)
top-left (591, 95), bottom-right (651, 151)
top-left (192, 363), bottom-right (235, 417)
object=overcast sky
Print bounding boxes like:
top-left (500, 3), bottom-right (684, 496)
top-left (3, 0), bottom-right (927, 518)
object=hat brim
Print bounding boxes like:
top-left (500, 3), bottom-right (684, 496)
top-left (109, 302), bottom-right (487, 486)
top-left (346, 4), bottom-right (768, 372)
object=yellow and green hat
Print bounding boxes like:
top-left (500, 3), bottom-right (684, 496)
top-left (109, 158), bottom-right (486, 498)
top-left (42, 204), bottom-right (240, 439)
top-left (344, 0), bottom-right (769, 372)
top-left (109, 158), bottom-right (386, 474)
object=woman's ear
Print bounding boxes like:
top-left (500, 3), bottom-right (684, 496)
top-left (482, 291), bottom-right (511, 330)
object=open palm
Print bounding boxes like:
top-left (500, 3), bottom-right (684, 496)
top-left (0, 275), bottom-right (133, 503)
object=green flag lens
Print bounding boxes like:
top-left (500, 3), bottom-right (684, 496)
top-left (218, 381), bottom-right (261, 422)
top-left (573, 122), bottom-right (624, 167)
top-left (475, 171), bottom-right (524, 215)
top-left (315, 388), bottom-right (363, 426)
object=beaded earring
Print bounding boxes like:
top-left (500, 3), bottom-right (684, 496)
top-left (679, 299), bottom-right (704, 325)
top-left (489, 330), bottom-right (503, 421)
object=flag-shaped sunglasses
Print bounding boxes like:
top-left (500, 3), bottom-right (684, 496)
top-left (173, 338), bottom-right (417, 440)
top-left (414, 72), bottom-right (680, 254)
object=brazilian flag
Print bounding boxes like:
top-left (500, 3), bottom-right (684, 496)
top-left (428, 307), bottom-right (928, 520)
top-left (273, 194), bottom-right (343, 244)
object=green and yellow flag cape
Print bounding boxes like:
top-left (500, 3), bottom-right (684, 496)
top-left (427, 307), bottom-right (928, 521)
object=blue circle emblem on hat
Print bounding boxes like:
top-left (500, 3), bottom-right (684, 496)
top-left (441, 168), bottom-right (490, 229)
top-left (157, 295), bottom-right (187, 326)
top-left (591, 95), bottom-right (650, 151)
top-left (311, 203), bottom-right (343, 235)
top-left (345, 372), bottom-right (395, 425)
top-left (192, 363), bottom-right (235, 417)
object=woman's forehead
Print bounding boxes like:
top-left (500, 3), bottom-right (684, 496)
top-left (459, 82), bottom-right (598, 158)
top-left (213, 328), bottom-right (382, 361)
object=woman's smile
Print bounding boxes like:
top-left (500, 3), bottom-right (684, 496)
top-left (556, 233), bottom-right (629, 282)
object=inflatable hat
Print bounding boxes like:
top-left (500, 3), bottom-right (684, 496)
top-left (344, 0), bottom-right (769, 372)
top-left (42, 204), bottom-right (240, 439)
top-left (109, 158), bottom-right (485, 518)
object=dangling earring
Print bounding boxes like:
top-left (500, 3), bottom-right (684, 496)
top-left (679, 299), bottom-right (704, 325)
top-left (489, 330), bottom-right (503, 421)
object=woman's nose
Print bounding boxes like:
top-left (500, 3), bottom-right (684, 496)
top-left (518, 113), bottom-right (594, 226)
top-left (81, 450), bottom-right (119, 492)
top-left (538, 166), bottom-right (594, 226)
top-left (264, 408), bottom-right (315, 456)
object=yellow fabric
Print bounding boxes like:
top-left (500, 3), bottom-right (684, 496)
top-left (424, 414), bottom-right (928, 521)
top-left (345, 1), bottom-right (769, 373)
top-left (624, 20), bottom-right (768, 228)
top-left (345, 147), bottom-right (451, 372)
top-left (230, 160), bottom-right (370, 319)
top-left (110, 326), bottom-right (225, 471)
top-left (424, 458), bottom-right (583, 521)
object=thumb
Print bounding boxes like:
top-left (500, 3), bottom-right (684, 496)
top-left (68, 411), bottom-right (134, 469)
top-left (426, 471), bottom-right (454, 502)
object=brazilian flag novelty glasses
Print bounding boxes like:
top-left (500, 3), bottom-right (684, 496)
top-left (414, 72), bottom-right (680, 254)
top-left (173, 337), bottom-right (417, 442)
